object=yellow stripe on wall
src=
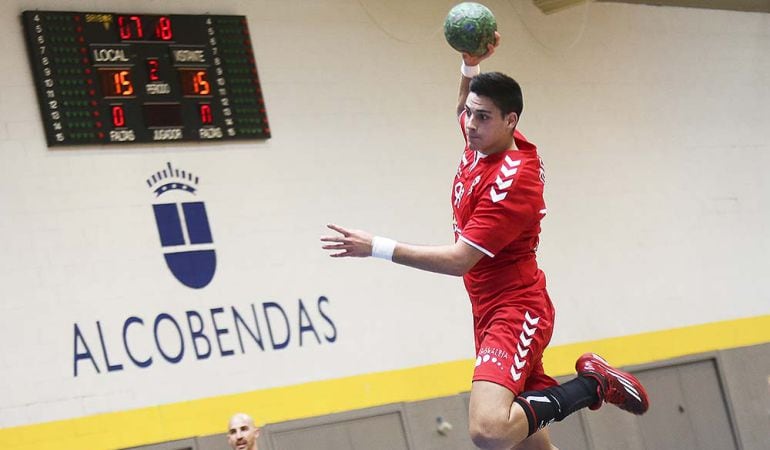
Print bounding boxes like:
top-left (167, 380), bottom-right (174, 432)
top-left (1, 315), bottom-right (768, 450)
top-left (542, 314), bottom-right (770, 375)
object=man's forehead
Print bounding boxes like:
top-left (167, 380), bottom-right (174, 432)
top-left (465, 93), bottom-right (497, 113)
top-left (229, 414), bottom-right (254, 429)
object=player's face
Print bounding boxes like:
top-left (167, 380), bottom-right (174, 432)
top-left (228, 417), bottom-right (259, 450)
top-left (464, 93), bottom-right (518, 154)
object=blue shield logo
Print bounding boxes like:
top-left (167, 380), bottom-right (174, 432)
top-left (148, 162), bottom-right (216, 289)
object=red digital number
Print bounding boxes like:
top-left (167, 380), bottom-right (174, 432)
top-left (112, 105), bottom-right (126, 127)
top-left (155, 16), bottom-right (173, 40)
top-left (113, 70), bottom-right (134, 96)
top-left (100, 69), bottom-right (134, 97)
top-left (199, 104), bottom-right (213, 124)
top-left (117, 16), bottom-right (130, 39)
top-left (117, 15), bottom-right (143, 39)
top-left (147, 59), bottom-right (160, 82)
top-left (194, 71), bottom-right (210, 95)
top-left (180, 69), bottom-right (212, 96)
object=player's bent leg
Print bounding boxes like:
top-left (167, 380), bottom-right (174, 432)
top-left (469, 381), bottom-right (530, 450)
top-left (467, 355), bottom-right (647, 450)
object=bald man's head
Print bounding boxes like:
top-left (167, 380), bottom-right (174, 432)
top-left (227, 413), bottom-right (259, 450)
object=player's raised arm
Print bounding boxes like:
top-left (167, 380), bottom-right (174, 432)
top-left (444, 2), bottom-right (500, 116)
top-left (455, 33), bottom-right (500, 117)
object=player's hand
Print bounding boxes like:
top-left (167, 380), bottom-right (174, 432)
top-left (321, 224), bottom-right (374, 258)
top-left (462, 31), bottom-right (500, 66)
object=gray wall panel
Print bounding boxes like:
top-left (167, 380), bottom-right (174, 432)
top-left (121, 438), bottom-right (196, 450)
top-left (404, 395), bottom-right (475, 450)
top-left (195, 433), bottom-right (225, 450)
top-left (595, 356), bottom-right (738, 450)
top-left (584, 402), bottom-right (647, 450)
top-left (271, 422), bottom-right (352, 450)
top-left (719, 343), bottom-right (770, 450)
top-left (346, 414), bottom-right (410, 450)
top-left (678, 360), bottom-right (739, 449)
top-left (634, 364), bottom-right (700, 449)
top-left (260, 404), bottom-right (412, 450)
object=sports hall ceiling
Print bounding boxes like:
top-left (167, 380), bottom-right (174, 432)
top-left (534, 0), bottom-right (770, 14)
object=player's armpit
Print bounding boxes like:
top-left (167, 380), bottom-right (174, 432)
top-left (453, 239), bottom-right (487, 274)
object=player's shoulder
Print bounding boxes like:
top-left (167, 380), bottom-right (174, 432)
top-left (493, 149), bottom-right (543, 189)
top-left (498, 149), bottom-right (539, 173)
top-left (479, 152), bottom-right (542, 207)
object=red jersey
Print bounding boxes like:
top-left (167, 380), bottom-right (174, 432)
top-left (452, 112), bottom-right (547, 313)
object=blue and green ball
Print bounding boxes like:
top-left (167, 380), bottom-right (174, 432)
top-left (443, 2), bottom-right (497, 56)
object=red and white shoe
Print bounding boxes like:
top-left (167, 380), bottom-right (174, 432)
top-left (576, 353), bottom-right (649, 415)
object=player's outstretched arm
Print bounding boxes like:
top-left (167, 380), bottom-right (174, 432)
top-left (321, 224), bottom-right (484, 276)
top-left (456, 32), bottom-right (501, 117)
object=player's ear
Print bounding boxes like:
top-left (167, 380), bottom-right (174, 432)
top-left (505, 112), bottom-right (518, 131)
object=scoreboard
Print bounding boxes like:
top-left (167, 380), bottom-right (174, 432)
top-left (22, 11), bottom-right (270, 146)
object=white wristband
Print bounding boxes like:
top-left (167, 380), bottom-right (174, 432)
top-left (371, 236), bottom-right (397, 261)
top-left (461, 62), bottom-right (480, 78)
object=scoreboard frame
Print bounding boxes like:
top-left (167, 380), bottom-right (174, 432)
top-left (22, 10), bottom-right (271, 147)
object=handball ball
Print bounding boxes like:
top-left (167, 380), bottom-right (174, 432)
top-left (444, 2), bottom-right (497, 56)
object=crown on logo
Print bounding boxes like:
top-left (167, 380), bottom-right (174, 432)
top-left (147, 162), bottom-right (199, 197)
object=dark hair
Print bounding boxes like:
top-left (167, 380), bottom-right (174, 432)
top-left (469, 72), bottom-right (523, 117)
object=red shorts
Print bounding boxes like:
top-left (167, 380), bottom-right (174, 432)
top-left (472, 288), bottom-right (557, 394)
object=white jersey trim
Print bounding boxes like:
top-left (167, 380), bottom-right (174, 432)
top-left (459, 235), bottom-right (495, 258)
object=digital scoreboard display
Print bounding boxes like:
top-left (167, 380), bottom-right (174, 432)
top-left (22, 11), bottom-right (270, 146)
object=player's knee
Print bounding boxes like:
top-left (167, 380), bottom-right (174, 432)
top-left (469, 414), bottom-right (509, 450)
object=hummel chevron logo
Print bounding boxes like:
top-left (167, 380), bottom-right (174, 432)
top-left (511, 311), bottom-right (541, 383)
top-left (495, 175), bottom-right (512, 190)
top-left (500, 166), bottom-right (517, 178)
top-left (490, 187), bottom-right (507, 203)
top-left (491, 156), bottom-right (522, 203)
top-left (501, 156), bottom-right (521, 177)
top-left (523, 322), bottom-right (537, 336)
